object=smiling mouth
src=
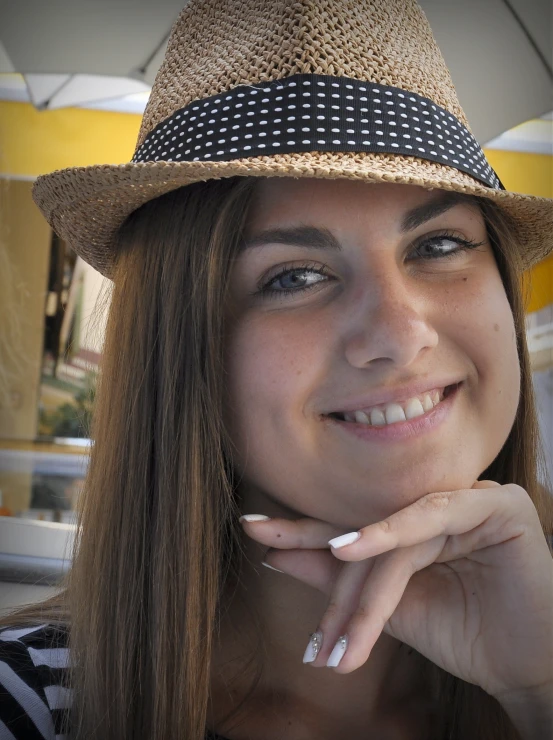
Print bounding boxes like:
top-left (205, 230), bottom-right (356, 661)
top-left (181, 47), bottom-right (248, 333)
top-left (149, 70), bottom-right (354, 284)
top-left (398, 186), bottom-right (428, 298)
top-left (325, 382), bottom-right (460, 427)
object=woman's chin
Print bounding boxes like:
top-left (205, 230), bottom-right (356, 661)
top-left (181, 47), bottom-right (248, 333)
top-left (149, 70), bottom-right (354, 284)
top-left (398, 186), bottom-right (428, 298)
top-left (321, 471), bottom-right (484, 526)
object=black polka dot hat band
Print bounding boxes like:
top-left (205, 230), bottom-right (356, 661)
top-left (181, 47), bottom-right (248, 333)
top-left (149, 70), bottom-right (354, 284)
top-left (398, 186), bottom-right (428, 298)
top-left (32, 0), bottom-right (552, 280)
top-left (132, 74), bottom-right (504, 192)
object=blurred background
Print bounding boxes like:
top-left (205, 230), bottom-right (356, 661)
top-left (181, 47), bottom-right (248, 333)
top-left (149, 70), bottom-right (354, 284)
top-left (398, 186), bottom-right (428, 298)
top-left (0, 0), bottom-right (551, 612)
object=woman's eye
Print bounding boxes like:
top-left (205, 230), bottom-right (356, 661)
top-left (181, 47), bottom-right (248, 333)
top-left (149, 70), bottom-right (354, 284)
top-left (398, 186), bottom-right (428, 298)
top-left (411, 233), bottom-right (485, 261)
top-left (256, 264), bottom-right (331, 298)
top-left (254, 232), bottom-right (485, 299)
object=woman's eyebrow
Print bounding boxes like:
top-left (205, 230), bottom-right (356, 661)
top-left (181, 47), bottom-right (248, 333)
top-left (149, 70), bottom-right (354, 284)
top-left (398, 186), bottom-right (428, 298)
top-left (240, 191), bottom-right (474, 252)
top-left (241, 224), bottom-right (341, 252)
top-left (400, 191), bottom-right (473, 232)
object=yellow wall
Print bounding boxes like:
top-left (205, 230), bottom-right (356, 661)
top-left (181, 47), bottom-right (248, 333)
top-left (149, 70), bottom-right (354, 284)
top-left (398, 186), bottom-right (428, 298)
top-left (0, 179), bottom-right (51, 442)
top-left (485, 149), bottom-right (552, 199)
top-left (0, 100), bottom-right (551, 311)
top-left (0, 100), bottom-right (140, 174)
top-left (484, 149), bottom-right (552, 314)
top-left (521, 249), bottom-right (552, 315)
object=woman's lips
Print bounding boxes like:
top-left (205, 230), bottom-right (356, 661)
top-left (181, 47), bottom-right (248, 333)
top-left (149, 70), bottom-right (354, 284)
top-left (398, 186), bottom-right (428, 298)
top-left (322, 381), bottom-right (462, 443)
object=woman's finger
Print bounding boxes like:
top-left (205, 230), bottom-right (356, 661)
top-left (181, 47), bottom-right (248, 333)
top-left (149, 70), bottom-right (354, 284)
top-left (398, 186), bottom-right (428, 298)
top-left (327, 484), bottom-right (531, 562)
top-left (326, 546), bottom-right (421, 674)
top-left (262, 548), bottom-right (340, 593)
top-left (240, 514), bottom-right (346, 549)
top-left (306, 559), bottom-right (375, 667)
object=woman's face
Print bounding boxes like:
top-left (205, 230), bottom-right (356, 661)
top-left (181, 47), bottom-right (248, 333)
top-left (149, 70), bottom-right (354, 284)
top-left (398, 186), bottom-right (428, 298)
top-left (224, 178), bottom-right (520, 528)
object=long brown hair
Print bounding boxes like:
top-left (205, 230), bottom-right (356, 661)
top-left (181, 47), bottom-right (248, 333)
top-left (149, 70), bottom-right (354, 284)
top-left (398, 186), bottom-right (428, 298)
top-left (2, 175), bottom-right (552, 740)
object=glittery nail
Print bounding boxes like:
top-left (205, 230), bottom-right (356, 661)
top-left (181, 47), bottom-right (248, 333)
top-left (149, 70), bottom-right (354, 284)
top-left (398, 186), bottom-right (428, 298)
top-left (303, 630), bottom-right (323, 663)
top-left (326, 635), bottom-right (348, 667)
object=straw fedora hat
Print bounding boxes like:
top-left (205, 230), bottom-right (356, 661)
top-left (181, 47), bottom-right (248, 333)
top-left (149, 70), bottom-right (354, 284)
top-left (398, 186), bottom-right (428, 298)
top-left (32, 0), bottom-right (553, 280)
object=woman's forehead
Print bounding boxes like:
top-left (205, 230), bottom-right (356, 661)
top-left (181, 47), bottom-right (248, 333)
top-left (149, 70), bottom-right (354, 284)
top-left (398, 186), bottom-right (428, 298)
top-left (246, 177), bottom-right (481, 230)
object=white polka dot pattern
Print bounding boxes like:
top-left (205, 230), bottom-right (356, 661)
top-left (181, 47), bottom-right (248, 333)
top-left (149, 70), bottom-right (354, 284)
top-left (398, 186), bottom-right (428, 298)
top-left (132, 74), bottom-right (504, 190)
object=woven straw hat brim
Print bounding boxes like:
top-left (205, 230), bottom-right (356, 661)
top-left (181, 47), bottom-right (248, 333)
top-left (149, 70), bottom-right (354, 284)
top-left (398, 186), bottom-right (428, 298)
top-left (33, 150), bottom-right (553, 280)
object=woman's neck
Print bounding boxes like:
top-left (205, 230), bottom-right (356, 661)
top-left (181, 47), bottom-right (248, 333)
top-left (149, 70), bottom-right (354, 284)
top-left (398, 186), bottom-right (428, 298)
top-left (207, 531), bottom-right (434, 740)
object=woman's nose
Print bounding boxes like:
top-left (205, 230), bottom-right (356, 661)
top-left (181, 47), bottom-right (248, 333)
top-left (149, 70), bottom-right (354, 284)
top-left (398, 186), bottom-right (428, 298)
top-left (342, 273), bottom-right (439, 369)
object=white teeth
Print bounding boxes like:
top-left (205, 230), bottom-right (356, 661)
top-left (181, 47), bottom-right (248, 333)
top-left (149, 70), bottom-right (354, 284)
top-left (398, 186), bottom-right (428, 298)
top-left (404, 397), bottom-right (425, 420)
top-left (384, 403), bottom-right (406, 424)
top-left (335, 386), bottom-right (452, 427)
top-left (422, 393), bottom-right (434, 411)
top-left (369, 408), bottom-right (386, 426)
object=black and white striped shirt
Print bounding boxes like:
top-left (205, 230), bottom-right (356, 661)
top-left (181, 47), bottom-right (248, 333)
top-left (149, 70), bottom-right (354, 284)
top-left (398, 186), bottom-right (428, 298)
top-left (0, 624), bottom-right (71, 740)
top-left (0, 624), bottom-right (229, 740)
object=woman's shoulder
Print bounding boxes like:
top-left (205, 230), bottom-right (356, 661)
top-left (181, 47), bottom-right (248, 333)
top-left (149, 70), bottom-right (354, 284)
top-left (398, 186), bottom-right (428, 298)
top-left (0, 622), bottom-right (71, 740)
top-left (0, 623), bottom-right (227, 740)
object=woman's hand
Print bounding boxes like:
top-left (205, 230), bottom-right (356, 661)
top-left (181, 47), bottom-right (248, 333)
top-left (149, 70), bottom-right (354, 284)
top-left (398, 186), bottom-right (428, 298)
top-left (239, 481), bottom-right (553, 705)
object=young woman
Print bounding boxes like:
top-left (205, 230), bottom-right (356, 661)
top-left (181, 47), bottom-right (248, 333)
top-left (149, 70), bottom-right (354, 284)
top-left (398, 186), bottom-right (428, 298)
top-left (1, 1), bottom-right (552, 739)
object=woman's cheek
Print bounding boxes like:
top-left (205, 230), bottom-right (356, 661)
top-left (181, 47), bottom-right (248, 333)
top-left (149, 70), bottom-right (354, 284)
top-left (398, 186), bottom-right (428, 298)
top-left (461, 271), bottom-right (520, 449)
top-left (224, 319), bottom-right (291, 445)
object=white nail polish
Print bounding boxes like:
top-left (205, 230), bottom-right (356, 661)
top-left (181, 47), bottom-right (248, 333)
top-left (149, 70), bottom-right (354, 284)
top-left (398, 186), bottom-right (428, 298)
top-left (303, 631), bottom-right (323, 663)
top-left (261, 561), bottom-right (284, 574)
top-left (328, 531), bottom-right (360, 549)
top-left (239, 514), bottom-right (271, 522)
top-left (326, 635), bottom-right (348, 667)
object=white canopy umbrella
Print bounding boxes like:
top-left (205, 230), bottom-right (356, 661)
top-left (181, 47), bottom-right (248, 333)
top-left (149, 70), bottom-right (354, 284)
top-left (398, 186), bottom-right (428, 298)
top-left (0, 0), bottom-right (183, 109)
top-left (420, 0), bottom-right (552, 144)
top-left (0, 0), bottom-right (551, 144)
top-left (12, 73), bottom-right (151, 110)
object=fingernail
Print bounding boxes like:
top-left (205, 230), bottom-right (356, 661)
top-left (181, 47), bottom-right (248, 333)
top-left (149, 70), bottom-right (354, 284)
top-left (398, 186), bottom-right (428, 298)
top-left (261, 561), bottom-right (284, 574)
top-left (328, 531), bottom-right (360, 549)
top-left (239, 514), bottom-right (271, 523)
top-left (303, 631), bottom-right (323, 663)
top-left (326, 635), bottom-right (348, 667)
